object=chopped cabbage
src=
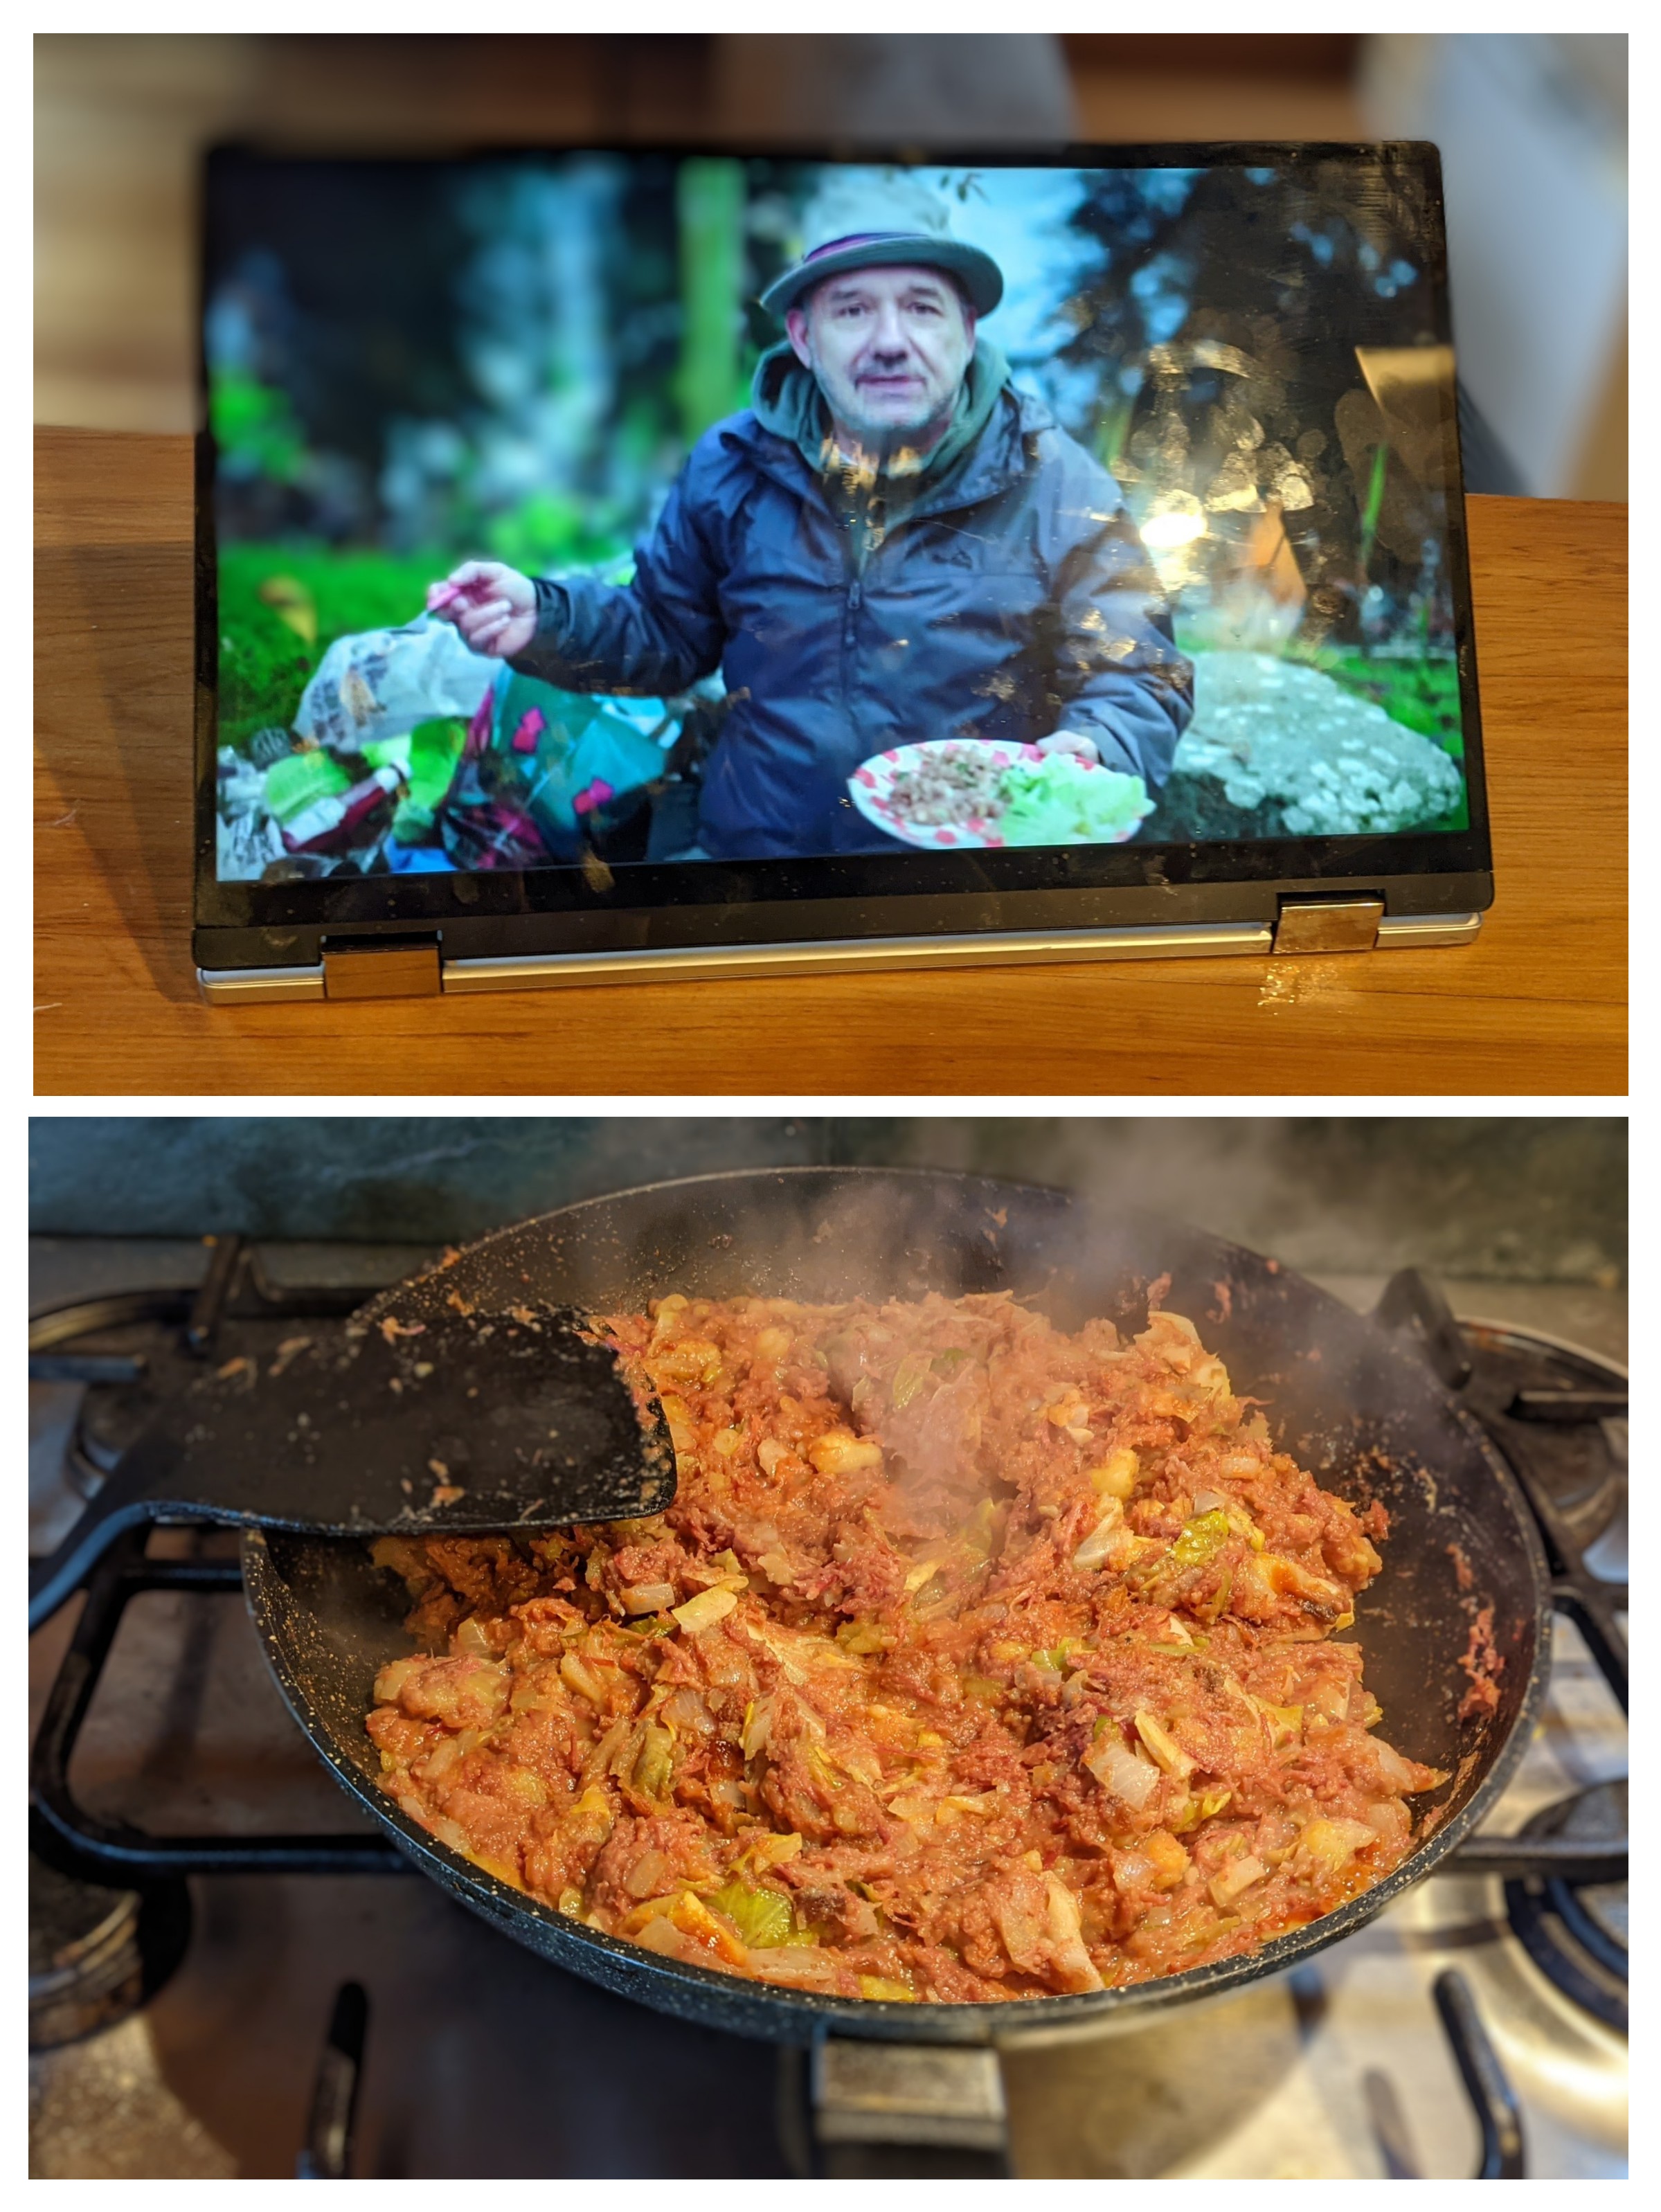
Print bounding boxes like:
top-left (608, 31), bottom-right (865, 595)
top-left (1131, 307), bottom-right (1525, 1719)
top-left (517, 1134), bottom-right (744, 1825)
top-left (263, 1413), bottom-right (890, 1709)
top-left (631, 1722), bottom-right (675, 1799)
top-left (1172, 1509), bottom-right (1232, 1567)
top-left (997, 756), bottom-right (1155, 846)
top-left (671, 1585), bottom-right (737, 1635)
top-left (708, 1878), bottom-right (793, 1949)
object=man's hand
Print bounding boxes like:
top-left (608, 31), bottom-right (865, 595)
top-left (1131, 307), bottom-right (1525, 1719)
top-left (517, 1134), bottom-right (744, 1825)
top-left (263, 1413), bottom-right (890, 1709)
top-left (1036, 730), bottom-right (1104, 764)
top-left (426, 561), bottom-right (539, 659)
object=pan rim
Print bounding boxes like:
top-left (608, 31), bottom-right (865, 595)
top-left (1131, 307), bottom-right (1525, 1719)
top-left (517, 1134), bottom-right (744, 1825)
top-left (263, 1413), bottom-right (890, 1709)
top-left (241, 1167), bottom-right (1556, 2045)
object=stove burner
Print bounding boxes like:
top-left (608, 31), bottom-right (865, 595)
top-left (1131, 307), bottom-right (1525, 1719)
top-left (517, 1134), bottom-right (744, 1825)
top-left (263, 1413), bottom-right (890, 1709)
top-left (1505, 1781), bottom-right (1628, 2034)
top-left (30, 1244), bottom-right (371, 1504)
top-left (28, 1815), bottom-right (190, 2051)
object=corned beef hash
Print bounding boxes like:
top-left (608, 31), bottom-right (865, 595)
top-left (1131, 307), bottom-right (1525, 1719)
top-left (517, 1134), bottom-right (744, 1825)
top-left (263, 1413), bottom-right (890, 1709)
top-left (367, 1288), bottom-right (1443, 2004)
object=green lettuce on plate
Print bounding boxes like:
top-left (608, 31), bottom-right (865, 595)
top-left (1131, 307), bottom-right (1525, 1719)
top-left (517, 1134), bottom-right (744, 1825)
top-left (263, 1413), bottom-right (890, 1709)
top-left (997, 754), bottom-right (1155, 845)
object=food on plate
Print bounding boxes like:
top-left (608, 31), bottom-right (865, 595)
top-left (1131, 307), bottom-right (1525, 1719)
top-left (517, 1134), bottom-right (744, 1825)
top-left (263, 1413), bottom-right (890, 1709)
top-left (879, 743), bottom-right (1008, 828)
top-left (996, 753), bottom-right (1155, 844)
top-left (867, 741), bottom-right (1152, 845)
top-left (366, 1289), bottom-right (1443, 2004)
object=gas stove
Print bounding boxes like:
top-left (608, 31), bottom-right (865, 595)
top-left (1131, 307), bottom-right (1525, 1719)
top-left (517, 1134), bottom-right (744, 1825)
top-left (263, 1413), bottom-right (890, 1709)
top-left (28, 1237), bottom-right (1628, 2180)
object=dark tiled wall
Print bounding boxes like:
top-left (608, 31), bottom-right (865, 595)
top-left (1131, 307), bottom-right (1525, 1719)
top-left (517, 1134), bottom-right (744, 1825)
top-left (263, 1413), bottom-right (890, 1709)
top-left (26, 1117), bottom-right (1624, 1285)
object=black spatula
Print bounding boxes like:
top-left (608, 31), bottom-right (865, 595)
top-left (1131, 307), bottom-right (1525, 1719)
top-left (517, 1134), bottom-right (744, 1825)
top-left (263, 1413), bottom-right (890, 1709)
top-left (28, 1297), bottom-right (674, 1630)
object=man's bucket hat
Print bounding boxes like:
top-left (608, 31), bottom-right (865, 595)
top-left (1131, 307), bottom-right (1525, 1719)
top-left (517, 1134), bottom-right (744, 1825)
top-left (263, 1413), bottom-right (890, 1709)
top-left (760, 174), bottom-right (1003, 321)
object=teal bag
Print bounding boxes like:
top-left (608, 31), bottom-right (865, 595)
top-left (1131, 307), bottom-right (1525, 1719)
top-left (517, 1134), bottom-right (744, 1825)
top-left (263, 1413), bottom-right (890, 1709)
top-left (484, 669), bottom-right (670, 847)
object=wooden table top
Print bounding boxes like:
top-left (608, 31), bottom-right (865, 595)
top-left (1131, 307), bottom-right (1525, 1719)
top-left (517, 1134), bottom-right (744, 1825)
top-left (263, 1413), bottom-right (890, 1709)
top-left (35, 426), bottom-right (1626, 1097)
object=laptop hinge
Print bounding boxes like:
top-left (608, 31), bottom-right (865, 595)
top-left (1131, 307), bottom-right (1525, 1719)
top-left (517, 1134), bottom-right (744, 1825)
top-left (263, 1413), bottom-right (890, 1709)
top-left (1273, 896), bottom-right (1384, 955)
top-left (321, 936), bottom-right (442, 1000)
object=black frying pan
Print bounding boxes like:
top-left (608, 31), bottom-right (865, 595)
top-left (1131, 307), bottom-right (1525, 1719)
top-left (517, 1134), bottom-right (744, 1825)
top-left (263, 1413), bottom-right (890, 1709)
top-left (243, 1167), bottom-right (1552, 2045)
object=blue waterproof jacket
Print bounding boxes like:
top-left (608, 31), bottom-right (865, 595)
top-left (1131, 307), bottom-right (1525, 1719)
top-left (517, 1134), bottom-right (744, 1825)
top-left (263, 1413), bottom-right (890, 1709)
top-left (514, 376), bottom-right (1194, 859)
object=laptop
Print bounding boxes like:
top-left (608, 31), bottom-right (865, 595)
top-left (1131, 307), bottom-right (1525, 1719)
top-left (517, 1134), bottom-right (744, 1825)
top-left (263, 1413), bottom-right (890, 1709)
top-left (195, 142), bottom-right (1491, 1003)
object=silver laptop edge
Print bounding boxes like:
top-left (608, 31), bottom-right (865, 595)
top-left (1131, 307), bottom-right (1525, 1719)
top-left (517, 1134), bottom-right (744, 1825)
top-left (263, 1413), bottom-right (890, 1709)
top-left (197, 911), bottom-right (1482, 1003)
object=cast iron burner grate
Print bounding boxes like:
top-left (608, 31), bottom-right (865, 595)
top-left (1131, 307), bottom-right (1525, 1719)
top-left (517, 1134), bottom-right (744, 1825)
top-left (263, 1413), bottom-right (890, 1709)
top-left (29, 1250), bottom-right (1627, 2176)
top-left (1376, 1277), bottom-right (1629, 2035)
top-left (1504, 1780), bottom-right (1627, 2033)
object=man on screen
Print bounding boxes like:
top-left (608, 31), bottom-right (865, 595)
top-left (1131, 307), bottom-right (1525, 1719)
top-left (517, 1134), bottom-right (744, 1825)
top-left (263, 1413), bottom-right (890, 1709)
top-left (431, 179), bottom-right (1193, 861)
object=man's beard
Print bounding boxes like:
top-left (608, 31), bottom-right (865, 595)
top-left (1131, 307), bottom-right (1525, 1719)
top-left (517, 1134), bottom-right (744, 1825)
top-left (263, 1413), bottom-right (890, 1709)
top-left (821, 371), bottom-right (959, 460)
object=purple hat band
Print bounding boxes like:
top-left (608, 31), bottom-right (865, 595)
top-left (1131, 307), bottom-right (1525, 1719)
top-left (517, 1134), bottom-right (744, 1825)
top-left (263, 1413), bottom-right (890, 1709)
top-left (802, 231), bottom-right (898, 262)
top-left (760, 227), bottom-right (1005, 321)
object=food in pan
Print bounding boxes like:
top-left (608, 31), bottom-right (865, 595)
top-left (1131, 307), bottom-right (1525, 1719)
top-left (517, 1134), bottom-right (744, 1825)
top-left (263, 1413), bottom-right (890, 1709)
top-left (366, 1289), bottom-right (1444, 2004)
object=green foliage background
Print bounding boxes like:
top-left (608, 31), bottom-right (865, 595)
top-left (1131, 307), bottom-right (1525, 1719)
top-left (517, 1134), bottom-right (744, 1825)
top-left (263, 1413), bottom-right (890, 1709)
top-left (216, 545), bottom-right (447, 750)
top-left (1307, 650), bottom-right (1468, 831)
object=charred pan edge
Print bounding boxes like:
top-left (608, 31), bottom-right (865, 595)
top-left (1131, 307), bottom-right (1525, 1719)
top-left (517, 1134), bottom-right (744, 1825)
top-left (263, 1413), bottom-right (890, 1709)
top-left (238, 1167), bottom-right (1554, 2047)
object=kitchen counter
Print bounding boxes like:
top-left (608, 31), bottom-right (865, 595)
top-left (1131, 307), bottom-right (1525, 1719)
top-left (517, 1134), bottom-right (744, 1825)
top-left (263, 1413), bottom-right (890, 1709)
top-left (35, 429), bottom-right (1626, 1095)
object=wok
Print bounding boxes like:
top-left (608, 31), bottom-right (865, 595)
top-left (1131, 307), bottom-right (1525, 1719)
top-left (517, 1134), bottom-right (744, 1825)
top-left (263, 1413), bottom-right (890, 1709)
top-left (242, 1167), bottom-right (1551, 2046)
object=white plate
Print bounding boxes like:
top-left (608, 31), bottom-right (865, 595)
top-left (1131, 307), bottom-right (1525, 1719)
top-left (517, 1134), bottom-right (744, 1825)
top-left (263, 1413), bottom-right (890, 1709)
top-left (847, 739), bottom-right (1144, 849)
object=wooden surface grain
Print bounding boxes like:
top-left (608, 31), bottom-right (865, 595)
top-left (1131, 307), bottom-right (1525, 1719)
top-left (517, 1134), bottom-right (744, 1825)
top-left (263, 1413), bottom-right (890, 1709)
top-left (34, 427), bottom-right (1626, 1097)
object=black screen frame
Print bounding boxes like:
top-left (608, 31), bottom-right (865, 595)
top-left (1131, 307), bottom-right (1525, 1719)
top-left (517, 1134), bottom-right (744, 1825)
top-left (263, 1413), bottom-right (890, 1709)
top-left (193, 138), bottom-right (1493, 969)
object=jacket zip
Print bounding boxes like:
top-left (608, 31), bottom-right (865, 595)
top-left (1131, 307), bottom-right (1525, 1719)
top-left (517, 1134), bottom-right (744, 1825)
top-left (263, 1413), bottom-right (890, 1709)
top-left (841, 576), bottom-right (862, 735)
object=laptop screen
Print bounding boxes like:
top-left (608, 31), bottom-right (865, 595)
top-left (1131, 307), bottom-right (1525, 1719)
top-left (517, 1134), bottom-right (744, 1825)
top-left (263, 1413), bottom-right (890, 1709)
top-left (204, 149), bottom-right (1473, 888)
